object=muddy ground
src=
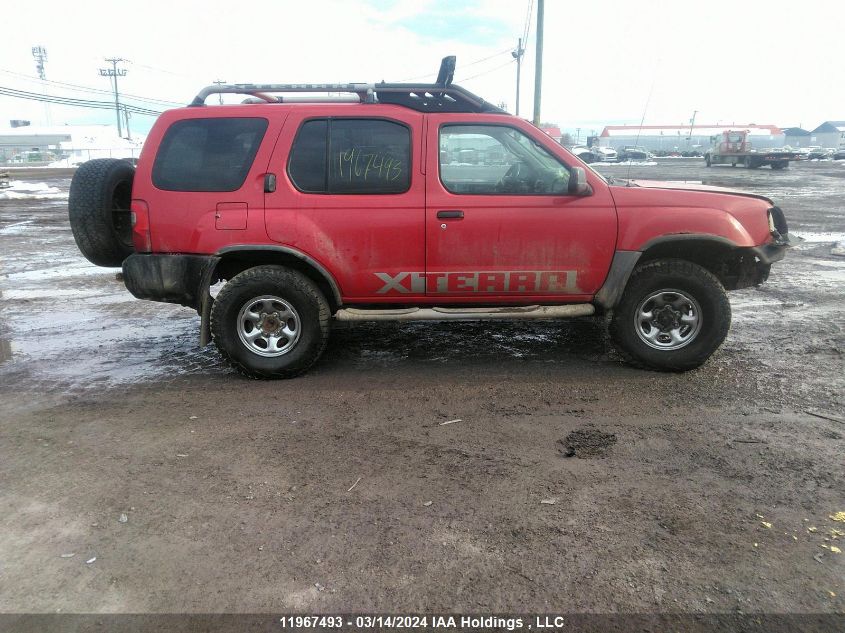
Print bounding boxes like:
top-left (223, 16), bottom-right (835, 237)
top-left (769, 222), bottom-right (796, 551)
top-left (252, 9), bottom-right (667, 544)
top-left (0, 159), bottom-right (843, 615)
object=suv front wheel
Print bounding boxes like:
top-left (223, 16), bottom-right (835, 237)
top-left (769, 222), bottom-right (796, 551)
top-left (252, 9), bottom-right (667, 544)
top-left (210, 265), bottom-right (330, 378)
top-left (609, 259), bottom-right (731, 371)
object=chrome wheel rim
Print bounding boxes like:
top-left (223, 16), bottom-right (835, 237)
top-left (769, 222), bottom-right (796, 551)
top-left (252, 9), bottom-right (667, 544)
top-left (634, 289), bottom-right (702, 351)
top-left (236, 295), bottom-right (301, 357)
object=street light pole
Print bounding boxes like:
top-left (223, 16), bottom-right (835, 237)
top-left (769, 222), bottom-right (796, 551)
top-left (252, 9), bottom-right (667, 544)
top-left (512, 38), bottom-right (525, 117)
top-left (99, 58), bottom-right (127, 137)
top-left (32, 46), bottom-right (51, 125)
top-left (532, 0), bottom-right (544, 126)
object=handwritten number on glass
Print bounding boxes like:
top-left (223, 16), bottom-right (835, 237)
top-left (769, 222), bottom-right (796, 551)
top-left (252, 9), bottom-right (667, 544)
top-left (338, 149), bottom-right (403, 182)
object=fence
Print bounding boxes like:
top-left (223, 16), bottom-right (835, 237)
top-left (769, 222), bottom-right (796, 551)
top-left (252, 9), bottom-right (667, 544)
top-left (0, 146), bottom-right (143, 167)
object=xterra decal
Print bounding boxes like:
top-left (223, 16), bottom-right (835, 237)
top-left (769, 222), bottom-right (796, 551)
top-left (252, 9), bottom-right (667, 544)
top-left (375, 271), bottom-right (578, 294)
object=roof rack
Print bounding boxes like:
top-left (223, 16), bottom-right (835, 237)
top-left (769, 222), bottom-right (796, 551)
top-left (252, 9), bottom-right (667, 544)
top-left (189, 56), bottom-right (507, 114)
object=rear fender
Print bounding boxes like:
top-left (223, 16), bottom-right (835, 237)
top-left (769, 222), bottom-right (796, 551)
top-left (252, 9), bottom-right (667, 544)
top-left (199, 245), bottom-right (343, 346)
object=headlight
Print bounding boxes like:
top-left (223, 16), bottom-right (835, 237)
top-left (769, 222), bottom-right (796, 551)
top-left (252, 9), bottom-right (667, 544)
top-left (767, 206), bottom-right (788, 235)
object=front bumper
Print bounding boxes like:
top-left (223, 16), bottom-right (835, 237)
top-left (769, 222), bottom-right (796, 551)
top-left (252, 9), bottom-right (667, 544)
top-left (752, 232), bottom-right (792, 266)
top-left (122, 253), bottom-right (219, 311)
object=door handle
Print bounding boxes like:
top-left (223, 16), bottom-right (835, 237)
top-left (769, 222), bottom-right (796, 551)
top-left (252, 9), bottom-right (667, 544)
top-left (264, 173), bottom-right (277, 193)
top-left (437, 210), bottom-right (464, 219)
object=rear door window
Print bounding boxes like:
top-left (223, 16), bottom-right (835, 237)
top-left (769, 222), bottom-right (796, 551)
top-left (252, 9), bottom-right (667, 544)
top-left (287, 118), bottom-right (410, 194)
top-left (152, 117), bottom-right (268, 192)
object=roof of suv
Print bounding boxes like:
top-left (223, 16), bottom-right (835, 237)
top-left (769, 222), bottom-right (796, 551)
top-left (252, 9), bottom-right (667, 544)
top-left (186, 56), bottom-right (507, 115)
top-left (189, 82), bottom-right (507, 114)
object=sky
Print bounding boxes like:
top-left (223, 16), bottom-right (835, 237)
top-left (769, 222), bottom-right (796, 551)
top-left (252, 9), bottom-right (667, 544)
top-left (1, 0), bottom-right (843, 138)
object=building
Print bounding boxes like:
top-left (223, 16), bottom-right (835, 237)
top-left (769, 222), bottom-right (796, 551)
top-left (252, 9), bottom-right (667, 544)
top-left (810, 121), bottom-right (845, 149)
top-left (782, 127), bottom-right (812, 148)
top-left (597, 124), bottom-right (784, 153)
top-left (539, 126), bottom-right (563, 143)
top-left (0, 123), bottom-right (144, 165)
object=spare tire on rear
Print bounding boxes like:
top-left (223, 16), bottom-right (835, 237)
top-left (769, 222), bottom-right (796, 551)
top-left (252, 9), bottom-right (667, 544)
top-left (68, 158), bottom-right (135, 267)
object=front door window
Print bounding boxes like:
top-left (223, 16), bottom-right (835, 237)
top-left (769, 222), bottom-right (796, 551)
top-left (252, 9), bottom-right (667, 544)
top-left (439, 124), bottom-right (570, 195)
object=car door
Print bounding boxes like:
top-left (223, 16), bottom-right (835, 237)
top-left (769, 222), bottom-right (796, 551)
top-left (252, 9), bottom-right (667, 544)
top-left (424, 115), bottom-right (617, 301)
top-left (265, 107), bottom-right (425, 301)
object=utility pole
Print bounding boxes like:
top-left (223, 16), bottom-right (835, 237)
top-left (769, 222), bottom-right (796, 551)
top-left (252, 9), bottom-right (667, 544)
top-left (123, 105), bottom-right (132, 141)
top-left (532, 0), bottom-right (544, 126)
top-left (99, 58), bottom-right (127, 138)
top-left (687, 110), bottom-right (698, 147)
top-left (213, 79), bottom-right (227, 105)
top-left (511, 38), bottom-right (525, 117)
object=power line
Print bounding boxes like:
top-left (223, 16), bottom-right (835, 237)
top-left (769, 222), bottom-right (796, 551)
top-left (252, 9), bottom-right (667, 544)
top-left (0, 85), bottom-right (162, 116)
top-left (395, 48), bottom-right (513, 82)
top-left (457, 58), bottom-right (515, 83)
top-left (522, 0), bottom-right (534, 48)
top-left (0, 68), bottom-right (183, 106)
top-left (126, 60), bottom-right (192, 78)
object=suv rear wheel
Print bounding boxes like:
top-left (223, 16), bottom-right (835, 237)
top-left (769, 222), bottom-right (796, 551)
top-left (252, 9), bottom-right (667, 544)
top-left (210, 265), bottom-right (330, 378)
top-left (609, 259), bottom-right (731, 371)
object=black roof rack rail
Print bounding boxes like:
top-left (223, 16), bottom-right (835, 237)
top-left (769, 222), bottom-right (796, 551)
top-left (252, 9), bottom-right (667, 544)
top-left (188, 56), bottom-right (507, 114)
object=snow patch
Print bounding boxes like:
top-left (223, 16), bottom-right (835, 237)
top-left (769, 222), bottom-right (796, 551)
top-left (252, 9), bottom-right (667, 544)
top-left (0, 180), bottom-right (68, 201)
top-left (47, 157), bottom-right (86, 168)
top-left (0, 220), bottom-right (35, 235)
top-left (598, 160), bottom-right (658, 166)
top-left (791, 232), bottom-right (845, 243)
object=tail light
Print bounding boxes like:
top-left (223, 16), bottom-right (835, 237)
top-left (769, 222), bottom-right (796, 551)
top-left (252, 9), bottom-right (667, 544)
top-left (130, 199), bottom-right (152, 252)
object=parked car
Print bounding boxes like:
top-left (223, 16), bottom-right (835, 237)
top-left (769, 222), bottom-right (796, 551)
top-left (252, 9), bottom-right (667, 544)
top-left (571, 146), bottom-right (617, 163)
top-left (596, 147), bottom-right (618, 162)
top-left (571, 145), bottom-right (601, 163)
top-left (66, 56), bottom-right (792, 378)
top-left (833, 149), bottom-right (845, 161)
top-left (807, 148), bottom-right (834, 160)
top-left (617, 146), bottom-right (654, 161)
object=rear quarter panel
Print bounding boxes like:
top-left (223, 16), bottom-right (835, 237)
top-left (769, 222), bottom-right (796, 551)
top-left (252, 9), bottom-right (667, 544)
top-left (133, 107), bottom-right (285, 253)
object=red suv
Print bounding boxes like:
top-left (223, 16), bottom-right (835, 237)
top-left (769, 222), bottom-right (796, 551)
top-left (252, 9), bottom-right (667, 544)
top-left (68, 57), bottom-right (790, 378)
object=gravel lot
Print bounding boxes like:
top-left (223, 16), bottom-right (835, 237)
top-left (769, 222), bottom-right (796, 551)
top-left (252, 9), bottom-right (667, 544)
top-left (0, 159), bottom-right (843, 615)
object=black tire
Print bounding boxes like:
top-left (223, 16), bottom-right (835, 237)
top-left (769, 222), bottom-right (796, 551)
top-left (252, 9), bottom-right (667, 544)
top-left (609, 259), bottom-right (731, 372)
top-left (210, 265), bottom-right (330, 379)
top-left (771, 161), bottom-right (787, 170)
top-left (68, 158), bottom-right (135, 267)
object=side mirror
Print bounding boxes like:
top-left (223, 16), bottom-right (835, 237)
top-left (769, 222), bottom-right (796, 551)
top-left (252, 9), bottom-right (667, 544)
top-left (568, 166), bottom-right (593, 196)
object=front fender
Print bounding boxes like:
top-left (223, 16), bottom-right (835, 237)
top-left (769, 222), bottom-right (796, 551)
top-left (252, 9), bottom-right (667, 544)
top-left (616, 207), bottom-right (754, 251)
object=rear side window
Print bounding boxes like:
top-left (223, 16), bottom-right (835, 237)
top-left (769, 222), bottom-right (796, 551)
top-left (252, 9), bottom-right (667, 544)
top-left (288, 118), bottom-right (410, 194)
top-left (153, 117), bottom-right (268, 192)
top-left (288, 120), bottom-right (327, 192)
